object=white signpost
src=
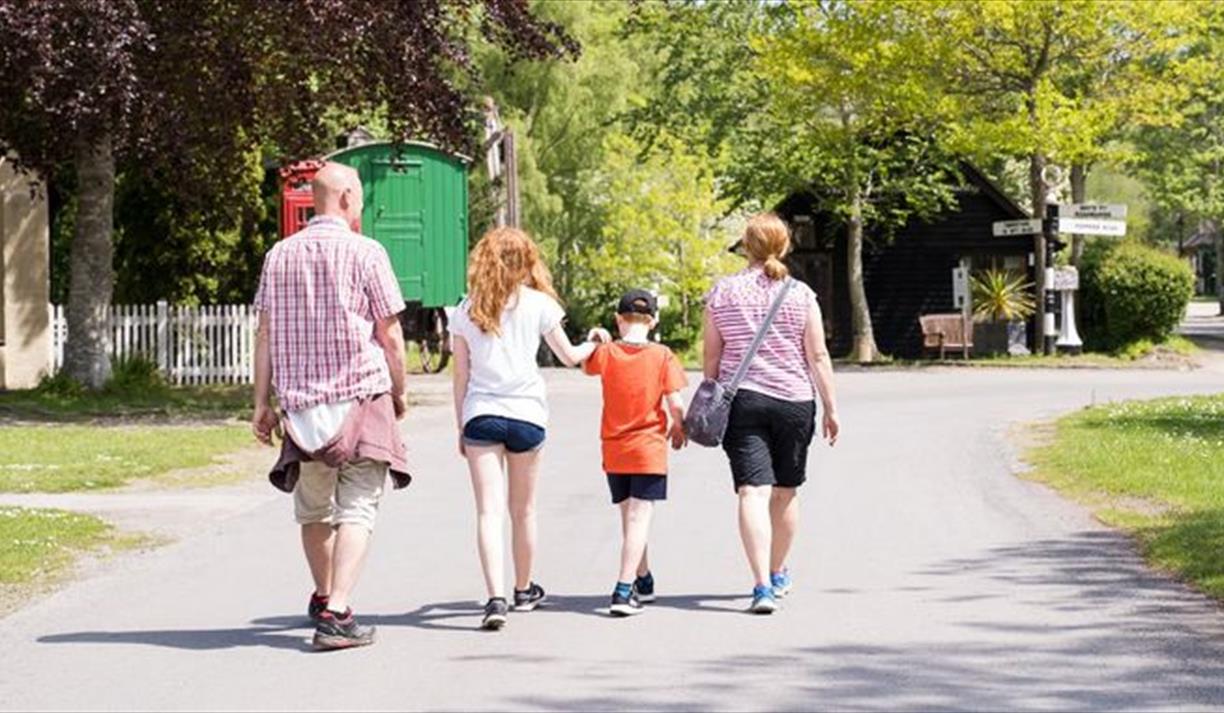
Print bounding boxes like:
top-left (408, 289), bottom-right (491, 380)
top-left (992, 219), bottom-right (1043, 237)
top-left (990, 205), bottom-right (1125, 356)
top-left (1053, 266), bottom-right (1083, 354)
top-left (1057, 217), bottom-right (1127, 237)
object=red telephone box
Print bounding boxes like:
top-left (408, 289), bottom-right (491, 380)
top-left (277, 160), bottom-right (325, 237)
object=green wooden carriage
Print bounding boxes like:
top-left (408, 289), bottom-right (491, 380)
top-left (281, 141), bottom-right (470, 372)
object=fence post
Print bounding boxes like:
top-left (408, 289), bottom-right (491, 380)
top-left (156, 300), bottom-right (169, 376)
top-left (46, 303), bottom-right (55, 375)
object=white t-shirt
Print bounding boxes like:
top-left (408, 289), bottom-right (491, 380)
top-left (448, 286), bottom-right (565, 428)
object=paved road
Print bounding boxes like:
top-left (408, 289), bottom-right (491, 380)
top-left (3, 362), bottom-right (1224, 711)
top-left (1182, 300), bottom-right (1224, 350)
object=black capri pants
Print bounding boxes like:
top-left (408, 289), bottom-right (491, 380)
top-left (722, 388), bottom-right (816, 491)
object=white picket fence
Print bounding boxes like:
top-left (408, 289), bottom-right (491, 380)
top-left (50, 302), bottom-right (258, 385)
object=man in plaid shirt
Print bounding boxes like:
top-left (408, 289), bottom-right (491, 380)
top-left (253, 162), bottom-right (408, 651)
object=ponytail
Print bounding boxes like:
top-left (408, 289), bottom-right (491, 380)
top-left (743, 213), bottom-right (792, 281)
top-left (763, 255), bottom-right (789, 280)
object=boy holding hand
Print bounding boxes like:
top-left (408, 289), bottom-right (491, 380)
top-left (584, 289), bottom-right (688, 616)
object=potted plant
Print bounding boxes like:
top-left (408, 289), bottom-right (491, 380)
top-left (970, 268), bottom-right (1035, 355)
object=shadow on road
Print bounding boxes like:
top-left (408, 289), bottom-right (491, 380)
top-left (510, 531), bottom-right (1224, 711)
top-left (35, 593), bottom-right (753, 651)
top-left (38, 623), bottom-right (310, 652)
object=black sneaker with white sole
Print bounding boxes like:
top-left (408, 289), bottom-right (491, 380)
top-left (482, 597), bottom-right (509, 630)
top-left (633, 572), bottom-right (656, 603)
top-left (609, 589), bottom-right (644, 617)
top-left (312, 609), bottom-right (376, 651)
top-left (512, 582), bottom-right (547, 612)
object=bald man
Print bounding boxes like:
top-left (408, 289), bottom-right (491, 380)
top-left (253, 161), bottom-right (410, 651)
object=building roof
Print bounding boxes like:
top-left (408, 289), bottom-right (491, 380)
top-left (955, 162), bottom-right (1029, 219)
top-left (773, 160), bottom-right (1029, 222)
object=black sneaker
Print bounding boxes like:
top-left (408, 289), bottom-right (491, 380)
top-left (307, 592), bottom-right (329, 624)
top-left (609, 589), bottom-right (644, 617)
top-left (482, 598), bottom-right (509, 630)
top-left (513, 582), bottom-right (547, 612)
top-left (312, 609), bottom-right (376, 651)
top-left (633, 572), bottom-right (656, 603)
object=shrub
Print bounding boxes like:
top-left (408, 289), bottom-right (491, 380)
top-left (105, 356), bottom-right (167, 395)
top-left (35, 371), bottom-right (86, 398)
top-left (1080, 240), bottom-right (1194, 350)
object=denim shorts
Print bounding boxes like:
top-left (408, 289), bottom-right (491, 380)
top-left (462, 415), bottom-right (546, 453)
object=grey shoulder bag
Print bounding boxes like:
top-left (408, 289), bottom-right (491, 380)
top-left (684, 278), bottom-right (794, 447)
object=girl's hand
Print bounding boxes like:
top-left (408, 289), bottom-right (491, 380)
top-left (458, 432), bottom-right (467, 457)
top-left (822, 410), bottom-right (840, 447)
top-left (587, 327), bottom-right (612, 344)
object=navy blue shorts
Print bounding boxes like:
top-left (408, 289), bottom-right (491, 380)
top-left (462, 415), bottom-right (546, 454)
top-left (606, 473), bottom-right (667, 504)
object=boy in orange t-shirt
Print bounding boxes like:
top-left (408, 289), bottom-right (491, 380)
top-left (583, 288), bottom-right (688, 617)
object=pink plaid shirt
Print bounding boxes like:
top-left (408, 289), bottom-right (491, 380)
top-left (255, 215), bottom-right (406, 411)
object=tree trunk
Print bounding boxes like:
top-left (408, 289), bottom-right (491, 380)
top-left (63, 134), bottom-right (115, 389)
top-left (846, 184), bottom-right (879, 362)
top-left (1070, 163), bottom-right (1087, 267)
top-left (1029, 151), bottom-right (1048, 352)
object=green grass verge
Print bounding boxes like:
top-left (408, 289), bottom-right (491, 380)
top-left (1026, 393), bottom-right (1224, 598)
top-left (0, 507), bottom-right (140, 585)
top-left (0, 424), bottom-right (251, 492)
top-left (0, 384), bottom-right (253, 422)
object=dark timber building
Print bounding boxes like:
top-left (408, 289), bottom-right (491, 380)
top-left (775, 163), bottom-right (1033, 358)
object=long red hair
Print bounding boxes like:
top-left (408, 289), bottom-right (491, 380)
top-left (467, 227), bottom-right (560, 334)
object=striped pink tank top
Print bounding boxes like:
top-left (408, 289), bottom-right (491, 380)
top-left (706, 267), bottom-right (816, 403)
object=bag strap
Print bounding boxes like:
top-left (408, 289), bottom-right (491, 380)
top-left (726, 277), bottom-right (794, 395)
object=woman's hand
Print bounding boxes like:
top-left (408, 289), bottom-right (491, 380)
top-left (822, 410), bottom-right (840, 447)
top-left (458, 432), bottom-right (467, 457)
top-left (587, 327), bottom-right (612, 344)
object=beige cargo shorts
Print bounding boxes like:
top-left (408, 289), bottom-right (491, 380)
top-left (293, 457), bottom-right (388, 532)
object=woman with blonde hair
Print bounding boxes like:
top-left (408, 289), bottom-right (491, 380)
top-left (702, 213), bottom-right (840, 614)
top-left (449, 226), bottom-right (602, 630)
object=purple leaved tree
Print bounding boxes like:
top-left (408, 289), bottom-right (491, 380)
top-left (0, 0), bottom-right (574, 387)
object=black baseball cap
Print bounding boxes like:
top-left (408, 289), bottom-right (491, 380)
top-left (617, 288), bottom-right (658, 316)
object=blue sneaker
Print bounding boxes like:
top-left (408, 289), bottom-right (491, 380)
top-left (750, 584), bottom-right (778, 614)
top-left (770, 568), bottom-right (792, 598)
top-left (633, 572), bottom-right (656, 603)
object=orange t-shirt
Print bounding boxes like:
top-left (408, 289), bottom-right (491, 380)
top-left (583, 342), bottom-right (688, 475)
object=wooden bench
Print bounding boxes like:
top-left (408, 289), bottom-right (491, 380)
top-left (919, 313), bottom-right (973, 359)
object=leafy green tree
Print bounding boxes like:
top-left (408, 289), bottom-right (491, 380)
top-left (751, 1), bottom-right (961, 362)
top-left (626, 1), bottom-right (964, 361)
top-left (579, 131), bottom-right (739, 345)
top-left (1130, 2), bottom-right (1224, 314)
top-left (474, 1), bottom-right (643, 303)
top-left (918, 0), bottom-right (1198, 346)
